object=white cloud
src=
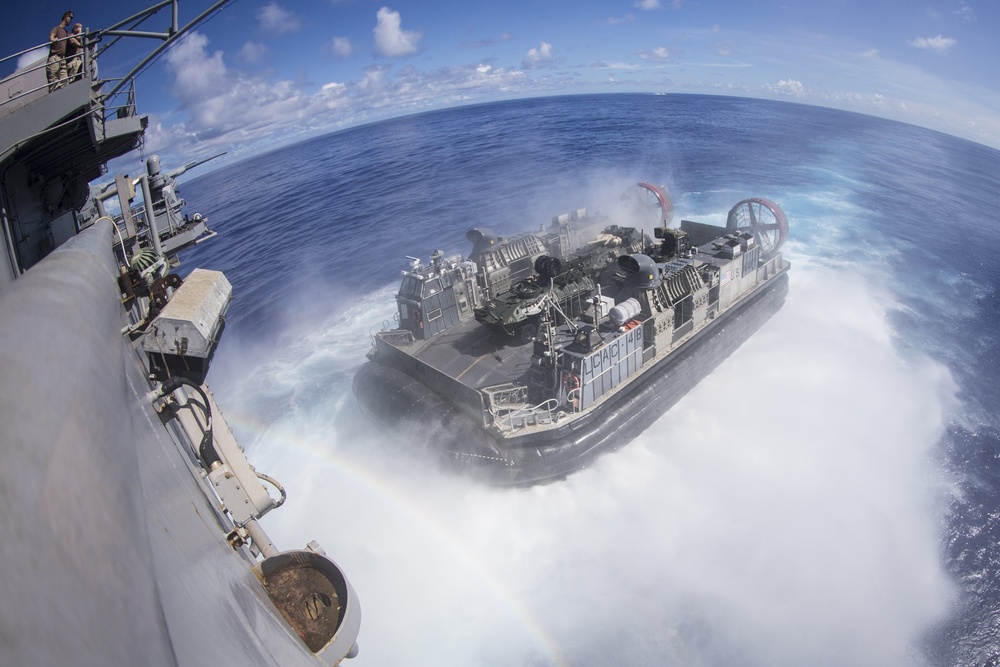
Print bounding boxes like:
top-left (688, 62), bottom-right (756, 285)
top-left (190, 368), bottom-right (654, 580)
top-left (523, 41), bottom-right (553, 68)
top-left (142, 31), bottom-right (549, 166)
top-left (256, 2), bottom-right (301, 35)
top-left (137, 16), bottom-right (1000, 170)
top-left (590, 61), bottom-right (639, 71)
top-left (909, 35), bottom-right (957, 53)
top-left (239, 41), bottom-right (267, 65)
top-left (639, 47), bottom-right (672, 62)
top-left (156, 31), bottom-right (326, 159)
top-left (17, 47), bottom-right (48, 70)
top-left (123, 4), bottom-right (1000, 176)
top-left (168, 33), bottom-right (230, 114)
top-left (374, 7), bottom-right (421, 57)
top-left (332, 36), bottom-right (353, 58)
top-left (791, 46), bottom-right (1000, 148)
top-left (634, 0), bottom-right (682, 8)
top-left (955, 3), bottom-right (976, 23)
top-left (356, 64), bottom-right (388, 92)
top-left (321, 81), bottom-right (347, 95)
top-left (767, 79), bottom-right (805, 96)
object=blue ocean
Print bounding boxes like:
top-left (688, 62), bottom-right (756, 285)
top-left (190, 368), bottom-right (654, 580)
top-left (180, 94), bottom-right (1000, 666)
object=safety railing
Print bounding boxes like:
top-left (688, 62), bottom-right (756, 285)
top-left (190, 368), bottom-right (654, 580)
top-left (493, 398), bottom-right (558, 433)
top-left (3, 1), bottom-right (232, 123)
top-left (0, 34), bottom-right (97, 110)
top-left (373, 325), bottom-right (414, 347)
top-left (102, 79), bottom-right (138, 122)
top-left (4, 50), bottom-right (139, 131)
top-left (484, 382), bottom-right (529, 408)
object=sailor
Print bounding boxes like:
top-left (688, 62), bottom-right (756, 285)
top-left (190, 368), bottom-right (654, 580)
top-left (47, 10), bottom-right (74, 91)
top-left (65, 23), bottom-right (84, 82)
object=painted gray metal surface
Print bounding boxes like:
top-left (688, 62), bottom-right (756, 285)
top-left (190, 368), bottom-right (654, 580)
top-left (0, 219), bottom-right (328, 665)
top-left (143, 268), bottom-right (231, 358)
top-left (0, 219), bottom-right (177, 665)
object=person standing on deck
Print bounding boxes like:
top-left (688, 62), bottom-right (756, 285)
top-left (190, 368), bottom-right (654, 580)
top-left (65, 23), bottom-right (83, 82)
top-left (47, 10), bottom-right (74, 91)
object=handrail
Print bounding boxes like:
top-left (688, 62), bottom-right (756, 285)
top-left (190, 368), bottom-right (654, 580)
top-left (0, 57), bottom-right (94, 107)
top-left (495, 398), bottom-right (559, 432)
top-left (0, 32), bottom-right (79, 68)
top-left (0, 34), bottom-right (98, 113)
top-left (101, 0), bottom-right (233, 101)
top-left (1, 0), bottom-right (235, 115)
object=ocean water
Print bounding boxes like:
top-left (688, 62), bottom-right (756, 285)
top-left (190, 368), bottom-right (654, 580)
top-left (180, 94), bottom-right (1000, 666)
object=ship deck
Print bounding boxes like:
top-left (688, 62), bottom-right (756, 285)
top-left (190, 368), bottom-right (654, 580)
top-left (405, 317), bottom-right (535, 390)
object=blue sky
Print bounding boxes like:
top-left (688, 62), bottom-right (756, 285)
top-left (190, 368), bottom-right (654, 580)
top-left (10, 0), bottom-right (1000, 166)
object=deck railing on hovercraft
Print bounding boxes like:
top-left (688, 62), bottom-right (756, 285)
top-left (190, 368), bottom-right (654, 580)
top-left (374, 327), bottom-right (414, 347)
top-left (482, 382), bottom-right (530, 412)
top-left (492, 397), bottom-right (559, 432)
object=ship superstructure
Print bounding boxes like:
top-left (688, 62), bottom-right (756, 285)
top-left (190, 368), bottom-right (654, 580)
top-left (354, 187), bottom-right (790, 484)
top-left (0, 3), bottom-right (360, 665)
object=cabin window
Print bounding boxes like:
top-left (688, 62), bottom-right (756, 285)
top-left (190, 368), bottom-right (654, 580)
top-left (400, 276), bottom-right (422, 299)
top-left (423, 278), bottom-right (443, 296)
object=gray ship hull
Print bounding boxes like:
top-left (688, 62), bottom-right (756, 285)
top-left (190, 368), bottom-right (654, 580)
top-left (354, 270), bottom-right (788, 485)
top-left (0, 220), bottom-right (353, 664)
top-left (1, 5), bottom-right (360, 661)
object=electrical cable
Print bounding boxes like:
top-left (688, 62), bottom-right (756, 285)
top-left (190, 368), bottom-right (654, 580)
top-left (160, 376), bottom-right (220, 469)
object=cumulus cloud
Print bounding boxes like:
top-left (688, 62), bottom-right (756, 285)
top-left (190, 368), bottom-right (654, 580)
top-left (374, 7), bottom-right (421, 57)
top-left (356, 63), bottom-right (389, 92)
top-left (639, 46), bottom-right (672, 62)
top-left (256, 2), bottom-right (301, 35)
top-left (523, 41), bottom-right (553, 68)
top-left (167, 33), bottom-right (230, 113)
top-left (162, 32), bottom-right (313, 145)
top-left (140, 31), bottom-right (548, 167)
top-left (909, 35), bottom-right (957, 53)
top-left (767, 79), bottom-right (805, 96)
top-left (331, 36), bottom-right (353, 58)
top-left (239, 41), bottom-right (267, 64)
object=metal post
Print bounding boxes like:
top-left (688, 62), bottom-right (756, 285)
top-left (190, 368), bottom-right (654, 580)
top-left (244, 519), bottom-right (279, 558)
top-left (137, 174), bottom-right (162, 255)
